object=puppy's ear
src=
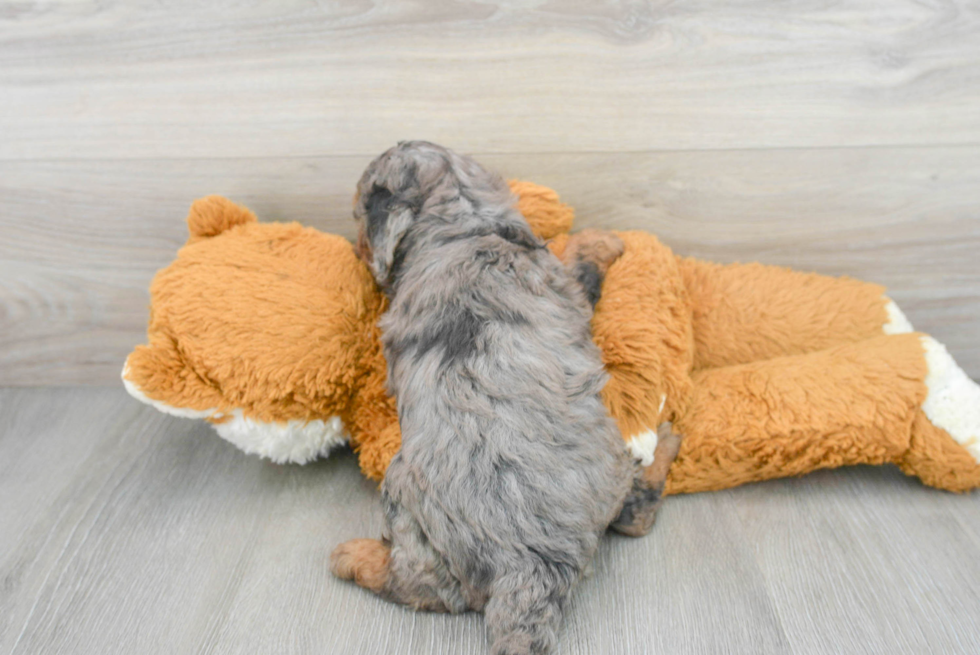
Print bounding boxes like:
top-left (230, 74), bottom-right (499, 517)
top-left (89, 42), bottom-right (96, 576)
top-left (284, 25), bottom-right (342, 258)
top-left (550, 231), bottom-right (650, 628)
top-left (363, 183), bottom-right (417, 286)
top-left (365, 185), bottom-right (395, 245)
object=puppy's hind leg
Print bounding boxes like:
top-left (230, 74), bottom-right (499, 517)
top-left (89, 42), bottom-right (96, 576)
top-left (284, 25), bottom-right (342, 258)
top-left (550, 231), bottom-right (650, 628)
top-left (610, 422), bottom-right (683, 537)
top-left (331, 534), bottom-right (467, 613)
top-left (331, 500), bottom-right (468, 613)
top-left (330, 538), bottom-right (391, 594)
top-left (485, 565), bottom-right (573, 655)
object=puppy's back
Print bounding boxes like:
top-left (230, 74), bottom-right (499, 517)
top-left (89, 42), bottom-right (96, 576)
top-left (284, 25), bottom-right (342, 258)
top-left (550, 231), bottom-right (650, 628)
top-left (382, 227), bottom-right (631, 592)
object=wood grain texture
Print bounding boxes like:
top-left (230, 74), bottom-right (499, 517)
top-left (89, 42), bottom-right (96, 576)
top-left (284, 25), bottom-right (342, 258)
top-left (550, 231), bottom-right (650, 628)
top-left (2, 147), bottom-right (978, 385)
top-left (734, 467), bottom-right (980, 654)
top-left (3, 387), bottom-right (980, 654)
top-left (2, 0), bottom-right (980, 159)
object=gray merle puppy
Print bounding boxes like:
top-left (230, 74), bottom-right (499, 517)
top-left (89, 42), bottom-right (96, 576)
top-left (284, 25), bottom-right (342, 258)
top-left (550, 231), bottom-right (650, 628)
top-left (331, 141), bottom-right (660, 655)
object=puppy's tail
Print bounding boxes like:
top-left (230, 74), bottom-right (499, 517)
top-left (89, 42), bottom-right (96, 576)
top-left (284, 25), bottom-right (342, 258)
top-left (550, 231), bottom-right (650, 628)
top-left (485, 566), bottom-right (572, 655)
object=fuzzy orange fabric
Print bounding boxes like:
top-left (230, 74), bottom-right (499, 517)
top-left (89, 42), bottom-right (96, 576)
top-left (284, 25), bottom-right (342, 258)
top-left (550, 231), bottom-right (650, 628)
top-left (510, 180), bottom-right (575, 240)
top-left (903, 411), bottom-right (980, 492)
top-left (123, 182), bottom-right (980, 493)
top-left (126, 213), bottom-right (384, 425)
top-left (591, 232), bottom-right (695, 438)
top-left (671, 333), bottom-right (930, 494)
top-left (678, 258), bottom-right (890, 370)
top-left (125, 204), bottom-right (397, 469)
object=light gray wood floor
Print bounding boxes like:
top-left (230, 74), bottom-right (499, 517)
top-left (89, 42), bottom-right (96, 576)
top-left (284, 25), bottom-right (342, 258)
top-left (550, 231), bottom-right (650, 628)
top-left (3, 387), bottom-right (980, 655)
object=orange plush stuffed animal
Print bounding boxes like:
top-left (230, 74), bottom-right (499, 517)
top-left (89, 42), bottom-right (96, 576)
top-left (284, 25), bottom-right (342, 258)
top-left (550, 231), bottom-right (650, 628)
top-left (123, 183), bottom-right (980, 494)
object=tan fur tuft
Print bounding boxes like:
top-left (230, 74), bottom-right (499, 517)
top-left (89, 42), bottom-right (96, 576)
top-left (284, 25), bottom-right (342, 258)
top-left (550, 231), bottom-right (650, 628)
top-left (186, 195), bottom-right (257, 242)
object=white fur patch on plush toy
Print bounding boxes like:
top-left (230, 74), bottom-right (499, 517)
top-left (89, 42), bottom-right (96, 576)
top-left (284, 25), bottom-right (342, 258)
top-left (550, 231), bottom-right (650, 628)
top-left (921, 336), bottom-right (980, 464)
top-left (626, 394), bottom-right (667, 466)
top-left (627, 430), bottom-right (659, 467)
top-left (122, 365), bottom-right (347, 464)
top-left (883, 298), bottom-right (914, 335)
top-left (213, 410), bottom-right (348, 464)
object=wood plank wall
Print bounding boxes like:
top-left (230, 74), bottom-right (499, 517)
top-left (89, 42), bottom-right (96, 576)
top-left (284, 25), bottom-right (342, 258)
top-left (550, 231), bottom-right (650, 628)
top-left (2, 1), bottom-right (978, 384)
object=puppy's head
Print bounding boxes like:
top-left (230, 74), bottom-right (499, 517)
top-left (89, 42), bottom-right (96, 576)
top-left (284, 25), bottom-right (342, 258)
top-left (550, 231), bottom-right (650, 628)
top-left (353, 141), bottom-right (513, 288)
top-left (353, 141), bottom-right (448, 285)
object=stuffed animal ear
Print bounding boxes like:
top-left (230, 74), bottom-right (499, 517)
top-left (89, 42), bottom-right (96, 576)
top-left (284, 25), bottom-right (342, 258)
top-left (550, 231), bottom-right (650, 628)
top-left (185, 195), bottom-right (257, 244)
top-left (508, 180), bottom-right (575, 240)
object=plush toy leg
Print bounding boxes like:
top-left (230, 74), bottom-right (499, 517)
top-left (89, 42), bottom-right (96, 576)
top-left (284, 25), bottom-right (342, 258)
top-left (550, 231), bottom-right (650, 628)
top-left (676, 257), bottom-right (911, 370)
top-left (900, 337), bottom-right (980, 491)
top-left (667, 333), bottom-right (980, 495)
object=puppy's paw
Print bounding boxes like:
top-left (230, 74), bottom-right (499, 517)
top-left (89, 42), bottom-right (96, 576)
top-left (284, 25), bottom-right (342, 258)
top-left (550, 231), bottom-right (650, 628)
top-left (611, 423), bottom-right (684, 538)
top-left (609, 477), bottom-right (663, 538)
top-left (330, 538), bottom-right (390, 592)
top-left (563, 229), bottom-right (624, 307)
top-left (564, 229), bottom-right (625, 275)
top-left (654, 421), bottom-right (683, 464)
top-left (643, 422), bottom-right (683, 489)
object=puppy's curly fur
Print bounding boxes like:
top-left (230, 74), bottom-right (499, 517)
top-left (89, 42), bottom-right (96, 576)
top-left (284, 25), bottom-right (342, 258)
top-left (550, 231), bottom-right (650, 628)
top-left (333, 142), bottom-right (641, 655)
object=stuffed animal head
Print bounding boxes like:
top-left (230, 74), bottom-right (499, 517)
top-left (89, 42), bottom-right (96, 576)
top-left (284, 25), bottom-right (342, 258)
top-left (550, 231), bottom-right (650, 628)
top-left (123, 195), bottom-right (386, 463)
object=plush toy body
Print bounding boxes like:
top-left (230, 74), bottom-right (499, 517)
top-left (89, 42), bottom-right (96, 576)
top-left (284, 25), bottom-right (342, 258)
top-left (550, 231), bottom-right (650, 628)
top-left (124, 184), bottom-right (980, 493)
